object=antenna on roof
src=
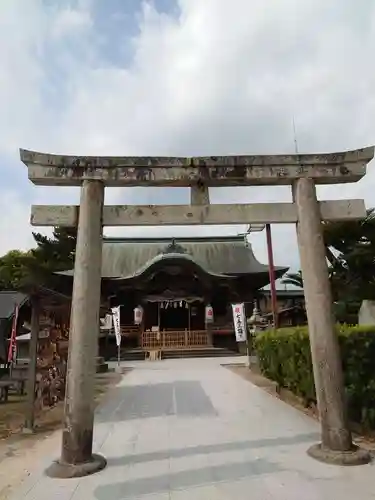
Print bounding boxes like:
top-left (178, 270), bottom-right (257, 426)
top-left (292, 115), bottom-right (299, 155)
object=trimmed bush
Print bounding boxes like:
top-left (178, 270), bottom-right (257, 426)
top-left (255, 324), bottom-right (375, 428)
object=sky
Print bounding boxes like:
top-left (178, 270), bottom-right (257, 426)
top-left (0, 0), bottom-right (374, 274)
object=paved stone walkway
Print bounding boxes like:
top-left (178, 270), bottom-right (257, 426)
top-left (10, 357), bottom-right (375, 499)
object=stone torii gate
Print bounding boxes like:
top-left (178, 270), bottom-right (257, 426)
top-left (21, 146), bottom-right (374, 477)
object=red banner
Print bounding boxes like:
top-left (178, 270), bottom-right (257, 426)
top-left (7, 304), bottom-right (19, 364)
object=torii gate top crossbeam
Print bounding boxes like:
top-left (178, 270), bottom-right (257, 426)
top-left (20, 147), bottom-right (374, 187)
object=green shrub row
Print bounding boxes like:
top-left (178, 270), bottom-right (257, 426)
top-left (254, 324), bottom-right (375, 428)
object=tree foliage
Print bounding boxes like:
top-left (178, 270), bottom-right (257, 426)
top-left (0, 227), bottom-right (77, 290)
top-left (281, 270), bottom-right (303, 289)
top-left (323, 208), bottom-right (375, 302)
top-left (281, 209), bottom-right (375, 321)
top-left (31, 227), bottom-right (77, 272)
top-left (0, 250), bottom-right (34, 290)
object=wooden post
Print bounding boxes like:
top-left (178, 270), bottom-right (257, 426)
top-left (207, 323), bottom-right (213, 346)
top-left (46, 180), bottom-right (106, 478)
top-left (24, 295), bottom-right (40, 432)
top-left (188, 304), bottom-right (191, 333)
top-left (158, 302), bottom-right (161, 331)
top-left (104, 329), bottom-right (109, 361)
top-left (265, 224), bottom-right (278, 329)
top-left (293, 178), bottom-right (370, 465)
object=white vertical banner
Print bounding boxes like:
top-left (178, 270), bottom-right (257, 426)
top-left (232, 303), bottom-right (247, 342)
top-left (111, 306), bottom-right (121, 347)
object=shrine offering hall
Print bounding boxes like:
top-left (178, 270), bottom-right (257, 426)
top-left (60, 235), bottom-right (286, 355)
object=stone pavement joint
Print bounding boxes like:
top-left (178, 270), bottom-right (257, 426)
top-left (96, 458), bottom-right (281, 499)
top-left (96, 381), bottom-right (217, 422)
top-left (8, 357), bottom-right (375, 500)
top-left (105, 432), bottom-right (320, 468)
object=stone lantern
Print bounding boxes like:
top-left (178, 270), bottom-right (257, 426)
top-left (248, 301), bottom-right (263, 332)
top-left (246, 301), bottom-right (264, 367)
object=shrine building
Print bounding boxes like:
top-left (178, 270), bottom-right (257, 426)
top-left (60, 234), bottom-right (287, 356)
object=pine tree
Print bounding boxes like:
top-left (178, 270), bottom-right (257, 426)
top-left (23, 227), bottom-right (78, 288)
top-left (323, 208), bottom-right (375, 302)
top-left (32, 227), bottom-right (77, 272)
top-left (281, 270), bottom-right (303, 288)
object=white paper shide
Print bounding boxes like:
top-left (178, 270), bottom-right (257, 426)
top-left (111, 306), bottom-right (121, 347)
top-left (232, 303), bottom-right (247, 342)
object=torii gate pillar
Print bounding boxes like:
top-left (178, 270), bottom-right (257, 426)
top-left (46, 180), bottom-right (106, 478)
top-left (294, 178), bottom-right (370, 464)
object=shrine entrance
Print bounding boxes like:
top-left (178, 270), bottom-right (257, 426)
top-left (141, 296), bottom-right (208, 350)
top-left (143, 296), bottom-right (205, 335)
top-left (159, 302), bottom-right (190, 330)
top-left (113, 248), bottom-right (230, 350)
top-left (22, 146), bottom-right (374, 475)
top-left (141, 330), bottom-right (209, 351)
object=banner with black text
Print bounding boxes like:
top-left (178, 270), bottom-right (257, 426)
top-left (232, 303), bottom-right (247, 342)
top-left (111, 306), bottom-right (121, 347)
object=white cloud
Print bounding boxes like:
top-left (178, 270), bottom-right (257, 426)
top-left (51, 6), bottom-right (92, 40)
top-left (0, 190), bottom-right (35, 251)
top-left (0, 0), bottom-right (374, 270)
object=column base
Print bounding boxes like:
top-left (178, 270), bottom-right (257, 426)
top-left (307, 443), bottom-right (372, 466)
top-left (237, 341), bottom-right (247, 355)
top-left (22, 426), bottom-right (35, 435)
top-left (45, 454), bottom-right (107, 479)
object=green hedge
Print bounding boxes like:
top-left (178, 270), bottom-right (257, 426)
top-left (255, 325), bottom-right (375, 428)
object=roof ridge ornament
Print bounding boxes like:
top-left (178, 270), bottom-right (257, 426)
top-left (162, 238), bottom-right (188, 254)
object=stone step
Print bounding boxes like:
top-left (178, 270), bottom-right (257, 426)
top-left (110, 347), bottom-right (240, 362)
top-left (96, 362), bottom-right (109, 373)
top-left (96, 356), bottom-right (108, 373)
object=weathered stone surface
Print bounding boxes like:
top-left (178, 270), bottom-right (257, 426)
top-left (45, 453), bottom-right (107, 479)
top-left (294, 178), bottom-right (352, 452)
top-left (190, 183), bottom-right (210, 205)
top-left (30, 199), bottom-right (366, 227)
top-left (21, 146), bottom-right (374, 186)
top-left (307, 443), bottom-right (371, 466)
top-left (31, 205), bottom-right (80, 226)
top-left (58, 180), bottom-right (104, 471)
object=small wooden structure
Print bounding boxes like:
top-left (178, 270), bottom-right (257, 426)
top-left (262, 305), bottom-right (307, 328)
top-left (258, 288), bottom-right (306, 327)
top-left (14, 286), bottom-right (71, 429)
top-left (0, 291), bottom-right (29, 364)
top-left (8, 286), bottom-right (109, 429)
